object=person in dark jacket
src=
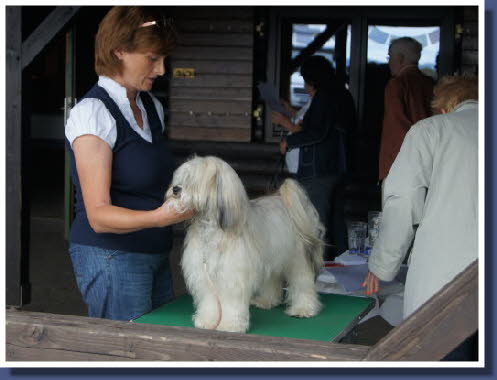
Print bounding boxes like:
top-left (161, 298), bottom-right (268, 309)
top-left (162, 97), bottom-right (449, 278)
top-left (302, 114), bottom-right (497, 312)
top-left (65, 6), bottom-right (193, 321)
top-left (273, 55), bottom-right (356, 259)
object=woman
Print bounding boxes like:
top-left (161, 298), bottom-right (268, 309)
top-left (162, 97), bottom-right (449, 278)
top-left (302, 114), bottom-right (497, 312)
top-left (272, 55), bottom-right (356, 259)
top-left (65, 6), bottom-right (193, 321)
top-left (362, 76), bottom-right (478, 320)
top-left (272, 98), bottom-right (311, 174)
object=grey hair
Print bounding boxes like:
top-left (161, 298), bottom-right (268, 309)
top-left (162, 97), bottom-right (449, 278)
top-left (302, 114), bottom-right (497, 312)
top-left (389, 37), bottom-right (422, 64)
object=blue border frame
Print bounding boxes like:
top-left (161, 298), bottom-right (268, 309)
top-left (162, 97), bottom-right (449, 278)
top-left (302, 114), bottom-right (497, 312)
top-left (1, 1), bottom-right (494, 379)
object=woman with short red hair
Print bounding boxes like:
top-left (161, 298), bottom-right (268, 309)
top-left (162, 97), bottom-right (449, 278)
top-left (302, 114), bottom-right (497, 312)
top-left (65, 6), bottom-right (193, 321)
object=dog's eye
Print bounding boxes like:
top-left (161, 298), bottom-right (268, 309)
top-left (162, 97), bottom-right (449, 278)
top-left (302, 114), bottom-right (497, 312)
top-left (173, 186), bottom-right (182, 196)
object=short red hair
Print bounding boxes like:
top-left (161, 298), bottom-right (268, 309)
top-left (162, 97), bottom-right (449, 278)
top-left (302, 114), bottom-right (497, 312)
top-left (95, 6), bottom-right (178, 76)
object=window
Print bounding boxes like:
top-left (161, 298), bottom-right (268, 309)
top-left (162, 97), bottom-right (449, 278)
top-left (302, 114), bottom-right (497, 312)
top-left (367, 25), bottom-right (440, 79)
top-left (289, 23), bottom-right (352, 107)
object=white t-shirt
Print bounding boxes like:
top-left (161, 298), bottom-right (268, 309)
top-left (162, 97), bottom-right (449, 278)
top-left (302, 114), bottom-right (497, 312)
top-left (65, 76), bottom-right (165, 149)
top-left (286, 99), bottom-right (312, 174)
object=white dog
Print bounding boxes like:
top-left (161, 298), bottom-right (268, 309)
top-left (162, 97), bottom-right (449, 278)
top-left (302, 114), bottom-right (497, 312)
top-left (165, 155), bottom-right (325, 333)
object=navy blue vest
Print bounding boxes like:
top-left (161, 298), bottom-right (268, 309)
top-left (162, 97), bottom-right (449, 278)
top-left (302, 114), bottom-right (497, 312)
top-left (66, 85), bottom-right (175, 253)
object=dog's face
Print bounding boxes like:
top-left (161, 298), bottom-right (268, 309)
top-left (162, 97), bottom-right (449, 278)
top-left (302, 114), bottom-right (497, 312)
top-left (166, 156), bottom-right (248, 232)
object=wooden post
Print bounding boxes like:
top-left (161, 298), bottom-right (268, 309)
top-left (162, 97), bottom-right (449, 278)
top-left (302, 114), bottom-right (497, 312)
top-left (21, 6), bottom-right (80, 70)
top-left (6, 6), bottom-right (29, 307)
top-left (365, 260), bottom-right (478, 361)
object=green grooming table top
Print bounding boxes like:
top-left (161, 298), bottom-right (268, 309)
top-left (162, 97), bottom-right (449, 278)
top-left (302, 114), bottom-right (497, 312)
top-left (133, 293), bottom-right (374, 342)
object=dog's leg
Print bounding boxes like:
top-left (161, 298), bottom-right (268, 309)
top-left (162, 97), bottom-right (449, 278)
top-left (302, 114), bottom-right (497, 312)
top-left (251, 274), bottom-right (283, 309)
top-left (215, 291), bottom-right (251, 333)
top-left (284, 248), bottom-right (322, 318)
top-left (192, 292), bottom-right (223, 330)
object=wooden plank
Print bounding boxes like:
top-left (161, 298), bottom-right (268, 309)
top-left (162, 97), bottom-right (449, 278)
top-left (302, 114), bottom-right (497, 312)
top-left (169, 99), bottom-right (252, 114)
top-left (170, 86), bottom-right (252, 100)
top-left (170, 126), bottom-right (251, 142)
top-left (179, 33), bottom-right (253, 47)
top-left (462, 35), bottom-right (478, 50)
top-left (173, 46), bottom-right (253, 61)
top-left (170, 59), bottom-right (253, 75)
top-left (463, 21), bottom-right (478, 35)
top-left (6, 310), bottom-right (369, 361)
top-left (463, 6), bottom-right (478, 21)
top-left (365, 260), bottom-right (478, 361)
top-left (172, 6), bottom-right (254, 19)
top-left (21, 6), bottom-right (80, 69)
top-left (175, 19), bottom-right (253, 34)
top-left (171, 74), bottom-right (252, 88)
top-left (6, 6), bottom-right (27, 307)
top-left (169, 113), bottom-right (250, 128)
top-left (168, 140), bottom-right (279, 157)
top-left (461, 64), bottom-right (478, 76)
top-left (461, 50), bottom-right (478, 65)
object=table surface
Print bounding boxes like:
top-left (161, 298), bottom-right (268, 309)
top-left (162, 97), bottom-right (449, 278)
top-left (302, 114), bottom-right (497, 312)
top-left (133, 293), bottom-right (375, 342)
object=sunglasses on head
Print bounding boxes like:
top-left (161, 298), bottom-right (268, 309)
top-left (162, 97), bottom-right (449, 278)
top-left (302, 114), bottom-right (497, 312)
top-left (139, 16), bottom-right (174, 30)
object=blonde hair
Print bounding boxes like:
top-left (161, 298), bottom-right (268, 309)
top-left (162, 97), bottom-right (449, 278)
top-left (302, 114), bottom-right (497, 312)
top-left (95, 6), bottom-right (178, 76)
top-left (431, 76), bottom-right (478, 113)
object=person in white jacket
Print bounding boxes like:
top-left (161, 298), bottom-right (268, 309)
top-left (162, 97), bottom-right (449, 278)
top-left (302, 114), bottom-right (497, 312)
top-left (362, 76), bottom-right (478, 319)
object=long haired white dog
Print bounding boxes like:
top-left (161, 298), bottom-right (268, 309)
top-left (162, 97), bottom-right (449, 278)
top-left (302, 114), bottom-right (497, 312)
top-left (166, 155), bottom-right (325, 333)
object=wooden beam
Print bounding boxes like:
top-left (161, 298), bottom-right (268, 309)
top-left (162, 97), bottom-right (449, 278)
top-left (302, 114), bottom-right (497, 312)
top-left (6, 6), bottom-right (27, 307)
top-left (21, 6), bottom-right (80, 69)
top-left (365, 260), bottom-right (478, 361)
top-left (6, 310), bottom-right (369, 361)
top-left (289, 22), bottom-right (345, 74)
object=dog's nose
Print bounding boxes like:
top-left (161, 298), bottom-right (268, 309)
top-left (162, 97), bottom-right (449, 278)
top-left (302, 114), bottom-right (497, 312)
top-left (173, 186), bottom-right (181, 196)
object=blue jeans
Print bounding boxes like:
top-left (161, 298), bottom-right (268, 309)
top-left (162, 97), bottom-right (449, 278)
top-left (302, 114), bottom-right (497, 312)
top-left (69, 243), bottom-right (174, 321)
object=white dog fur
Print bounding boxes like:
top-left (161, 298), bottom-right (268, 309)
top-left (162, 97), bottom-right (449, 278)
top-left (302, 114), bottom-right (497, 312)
top-left (165, 155), bottom-right (325, 333)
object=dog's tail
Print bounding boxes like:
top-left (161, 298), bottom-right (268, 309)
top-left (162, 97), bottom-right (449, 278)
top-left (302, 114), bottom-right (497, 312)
top-left (278, 178), bottom-right (325, 276)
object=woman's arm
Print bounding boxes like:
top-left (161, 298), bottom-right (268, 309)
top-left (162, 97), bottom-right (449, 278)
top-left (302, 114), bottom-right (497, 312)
top-left (286, 91), bottom-right (333, 148)
top-left (73, 135), bottom-right (192, 234)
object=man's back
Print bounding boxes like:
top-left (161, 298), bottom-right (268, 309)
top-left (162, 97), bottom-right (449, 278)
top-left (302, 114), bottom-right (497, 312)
top-left (378, 66), bottom-right (434, 180)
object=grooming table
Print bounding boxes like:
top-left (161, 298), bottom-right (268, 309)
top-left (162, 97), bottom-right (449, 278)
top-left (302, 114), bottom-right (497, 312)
top-left (133, 293), bottom-right (374, 342)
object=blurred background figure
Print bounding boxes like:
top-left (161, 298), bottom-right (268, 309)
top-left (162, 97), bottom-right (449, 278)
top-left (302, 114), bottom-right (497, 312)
top-left (272, 55), bottom-right (356, 260)
top-left (378, 37), bottom-right (434, 197)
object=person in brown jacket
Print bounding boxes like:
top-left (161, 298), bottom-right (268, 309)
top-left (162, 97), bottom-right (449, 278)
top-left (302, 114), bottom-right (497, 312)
top-left (378, 37), bottom-right (434, 184)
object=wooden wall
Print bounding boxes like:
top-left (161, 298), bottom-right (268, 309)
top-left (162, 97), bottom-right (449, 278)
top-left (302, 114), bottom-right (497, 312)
top-left (460, 6), bottom-right (478, 76)
top-left (168, 7), bottom-right (254, 142)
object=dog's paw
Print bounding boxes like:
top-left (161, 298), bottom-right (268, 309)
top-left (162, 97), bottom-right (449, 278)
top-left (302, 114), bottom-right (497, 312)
top-left (250, 296), bottom-right (281, 310)
top-left (216, 319), bottom-right (249, 334)
top-left (193, 314), bottom-right (217, 330)
top-left (285, 303), bottom-right (321, 318)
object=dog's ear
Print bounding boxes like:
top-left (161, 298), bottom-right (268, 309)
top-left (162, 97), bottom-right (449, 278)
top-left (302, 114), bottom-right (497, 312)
top-left (215, 161), bottom-right (248, 233)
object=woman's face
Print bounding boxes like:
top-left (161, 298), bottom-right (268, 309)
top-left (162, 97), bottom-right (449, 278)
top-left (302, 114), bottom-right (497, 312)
top-left (114, 50), bottom-right (166, 92)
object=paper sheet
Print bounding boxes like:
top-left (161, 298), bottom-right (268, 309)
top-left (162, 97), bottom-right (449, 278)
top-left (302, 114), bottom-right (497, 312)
top-left (257, 82), bottom-right (291, 117)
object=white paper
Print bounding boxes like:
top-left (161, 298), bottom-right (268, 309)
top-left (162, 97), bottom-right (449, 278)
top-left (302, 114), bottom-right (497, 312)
top-left (257, 82), bottom-right (291, 117)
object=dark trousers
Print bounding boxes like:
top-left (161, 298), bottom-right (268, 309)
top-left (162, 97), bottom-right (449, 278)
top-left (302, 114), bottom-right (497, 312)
top-left (299, 175), bottom-right (347, 260)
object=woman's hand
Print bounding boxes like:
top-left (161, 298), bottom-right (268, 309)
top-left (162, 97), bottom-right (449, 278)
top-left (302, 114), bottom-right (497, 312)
top-left (280, 99), bottom-right (297, 117)
top-left (361, 271), bottom-right (380, 296)
top-left (279, 138), bottom-right (288, 155)
top-left (271, 111), bottom-right (289, 126)
top-left (73, 134), bottom-right (192, 233)
top-left (154, 199), bottom-right (195, 227)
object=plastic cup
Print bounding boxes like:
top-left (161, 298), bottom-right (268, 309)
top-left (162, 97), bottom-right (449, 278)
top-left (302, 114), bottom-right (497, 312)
top-left (347, 221), bottom-right (367, 254)
top-left (367, 211), bottom-right (382, 249)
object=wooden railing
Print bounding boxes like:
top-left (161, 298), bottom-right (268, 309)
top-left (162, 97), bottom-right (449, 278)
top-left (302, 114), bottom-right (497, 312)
top-left (6, 260), bottom-right (478, 362)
